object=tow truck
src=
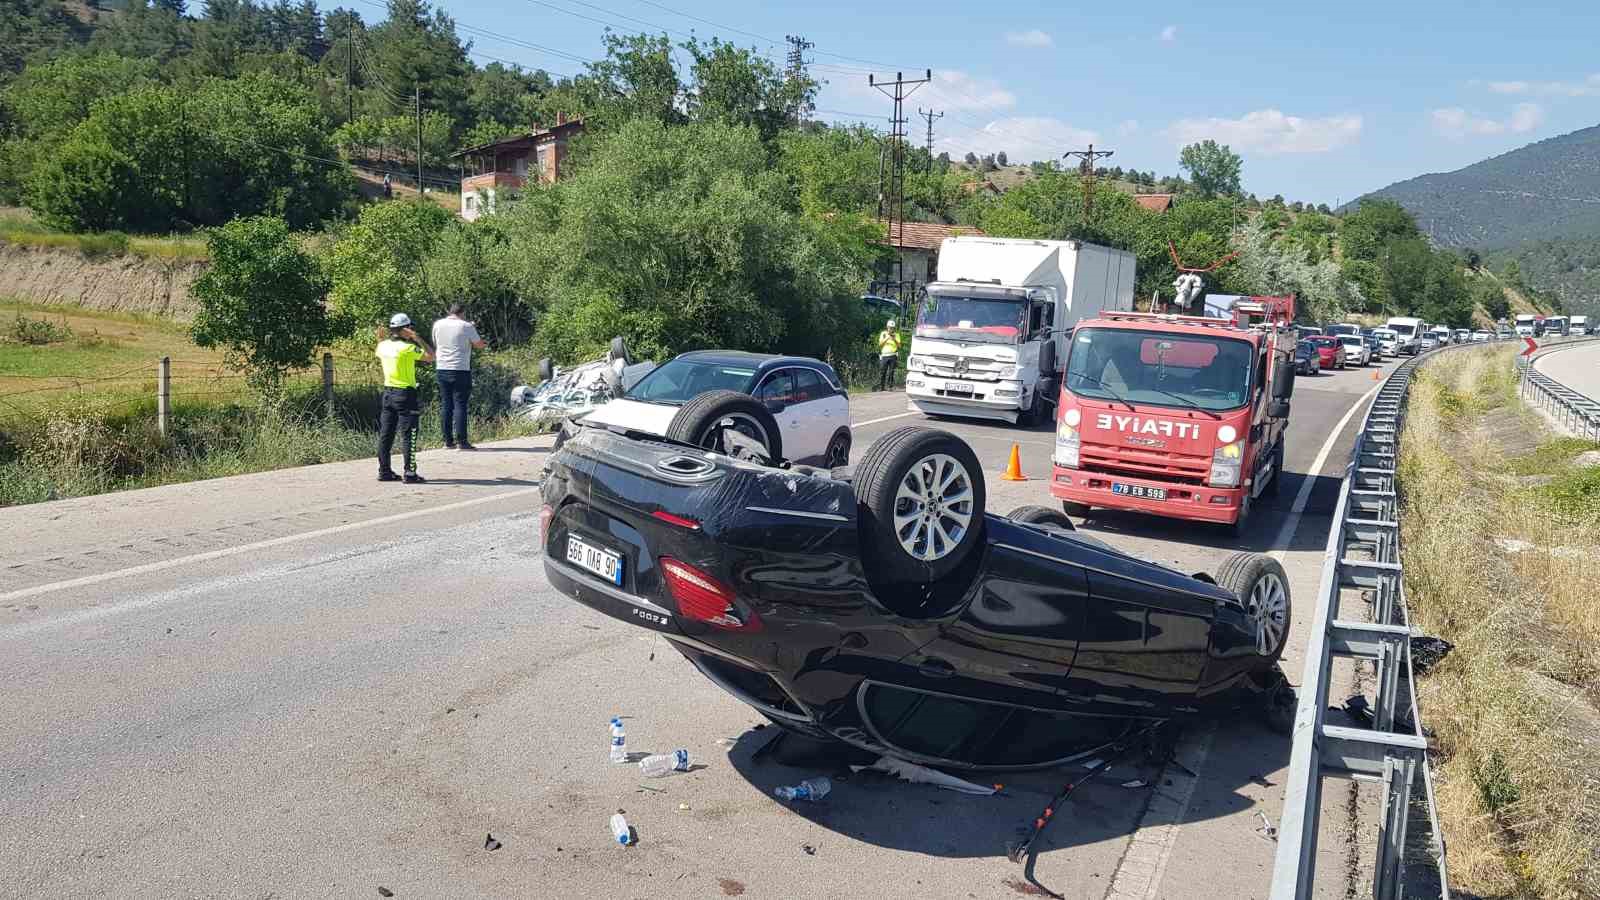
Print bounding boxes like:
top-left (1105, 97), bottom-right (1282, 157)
top-left (1049, 295), bottom-right (1297, 533)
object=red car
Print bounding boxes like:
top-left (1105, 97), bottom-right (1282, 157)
top-left (1309, 336), bottom-right (1346, 370)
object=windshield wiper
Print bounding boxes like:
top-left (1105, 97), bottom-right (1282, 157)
top-left (1065, 372), bottom-right (1136, 412)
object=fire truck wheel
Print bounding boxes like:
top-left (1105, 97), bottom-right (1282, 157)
top-left (1227, 491), bottom-right (1252, 535)
top-left (1061, 500), bottom-right (1092, 518)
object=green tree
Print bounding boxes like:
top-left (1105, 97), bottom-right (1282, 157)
top-left (322, 198), bottom-right (454, 332)
top-left (1, 0), bottom-right (91, 80)
top-left (496, 118), bottom-right (875, 361)
top-left (191, 215), bottom-right (333, 404)
top-left (1178, 140), bottom-right (1243, 198)
top-left (0, 52), bottom-right (157, 202)
top-left (682, 36), bottom-right (814, 143)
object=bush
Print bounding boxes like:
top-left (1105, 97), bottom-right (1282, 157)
top-left (6, 313), bottom-right (74, 345)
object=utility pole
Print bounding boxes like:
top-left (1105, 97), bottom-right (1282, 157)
top-left (345, 29), bottom-right (354, 124)
top-left (918, 107), bottom-right (943, 164)
top-left (870, 70), bottom-right (931, 304)
top-left (414, 84), bottom-right (423, 193)
top-left (1063, 143), bottom-right (1115, 226)
top-left (784, 35), bottom-right (814, 125)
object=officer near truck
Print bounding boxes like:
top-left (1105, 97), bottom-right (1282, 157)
top-left (876, 318), bottom-right (900, 391)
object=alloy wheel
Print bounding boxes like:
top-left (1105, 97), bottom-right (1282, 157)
top-left (891, 453), bottom-right (974, 561)
top-left (1247, 572), bottom-right (1289, 656)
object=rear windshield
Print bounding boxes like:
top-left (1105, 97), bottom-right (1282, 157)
top-left (626, 358), bottom-right (758, 405)
top-left (1389, 323), bottom-right (1416, 337)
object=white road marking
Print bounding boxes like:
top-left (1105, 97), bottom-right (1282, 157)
top-left (1105, 721), bottom-right (1217, 900)
top-left (1268, 378), bottom-right (1386, 563)
top-left (0, 486), bottom-right (543, 605)
top-left (850, 410), bottom-right (919, 428)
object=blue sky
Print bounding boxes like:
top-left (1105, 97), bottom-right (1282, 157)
top-left (418, 0), bottom-right (1600, 206)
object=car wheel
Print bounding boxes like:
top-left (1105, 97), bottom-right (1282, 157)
top-left (666, 390), bottom-right (784, 462)
top-left (537, 357), bottom-right (554, 383)
top-left (1006, 504), bottom-right (1076, 532)
top-left (855, 426), bottom-right (986, 585)
top-left (1216, 553), bottom-right (1292, 661)
top-left (825, 431), bottom-right (852, 468)
top-left (1061, 500), bottom-right (1092, 517)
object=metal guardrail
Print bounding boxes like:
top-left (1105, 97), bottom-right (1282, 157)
top-left (1517, 338), bottom-right (1600, 440)
top-left (1270, 346), bottom-right (1452, 900)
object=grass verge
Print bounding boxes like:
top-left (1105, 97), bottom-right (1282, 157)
top-left (1399, 344), bottom-right (1600, 898)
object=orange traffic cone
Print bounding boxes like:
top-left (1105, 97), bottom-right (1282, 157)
top-left (1002, 443), bottom-right (1028, 481)
top-left (1371, 369), bottom-right (1381, 381)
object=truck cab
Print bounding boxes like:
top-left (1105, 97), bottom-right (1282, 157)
top-left (1571, 315), bottom-right (1590, 336)
top-left (1049, 297), bottom-right (1295, 531)
top-left (905, 237), bottom-right (1135, 426)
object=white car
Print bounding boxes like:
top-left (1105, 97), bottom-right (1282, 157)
top-left (1372, 327), bottom-right (1398, 357)
top-left (580, 350), bottom-right (854, 467)
top-left (1472, 330), bottom-right (1492, 343)
top-left (1338, 334), bottom-right (1372, 366)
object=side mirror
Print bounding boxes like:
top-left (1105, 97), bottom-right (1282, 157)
top-left (1038, 340), bottom-right (1058, 375)
top-left (763, 398), bottom-right (787, 414)
top-left (1269, 399), bottom-right (1291, 419)
top-left (1272, 363), bottom-right (1295, 400)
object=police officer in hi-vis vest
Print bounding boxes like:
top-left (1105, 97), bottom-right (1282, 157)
top-left (876, 318), bottom-right (901, 391)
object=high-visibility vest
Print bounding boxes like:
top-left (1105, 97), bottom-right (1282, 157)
top-left (878, 329), bottom-right (900, 356)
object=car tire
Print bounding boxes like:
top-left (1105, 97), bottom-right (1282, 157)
top-left (1216, 552), bottom-right (1292, 661)
top-left (609, 335), bottom-right (631, 366)
top-left (666, 390), bottom-right (784, 462)
top-left (1061, 500), bottom-right (1092, 517)
top-left (825, 430), bottom-right (852, 468)
top-left (1007, 504), bottom-right (1076, 532)
top-left (537, 357), bottom-right (554, 383)
top-left (855, 426), bottom-right (986, 585)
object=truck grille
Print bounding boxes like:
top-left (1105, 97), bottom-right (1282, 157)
top-left (923, 355), bottom-right (1004, 382)
top-left (1079, 446), bottom-right (1209, 486)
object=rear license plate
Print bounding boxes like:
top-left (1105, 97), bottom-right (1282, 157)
top-left (567, 535), bottom-right (623, 585)
top-left (1112, 482), bottom-right (1167, 501)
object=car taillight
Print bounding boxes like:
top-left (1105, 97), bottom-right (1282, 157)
top-left (540, 505), bottom-right (555, 542)
top-left (659, 557), bottom-right (760, 631)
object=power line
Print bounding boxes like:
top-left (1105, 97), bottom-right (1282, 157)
top-left (918, 107), bottom-right (942, 158)
top-left (870, 69), bottom-right (931, 302)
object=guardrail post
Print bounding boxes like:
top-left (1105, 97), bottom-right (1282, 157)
top-left (1375, 754), bottom-right (1417, 900)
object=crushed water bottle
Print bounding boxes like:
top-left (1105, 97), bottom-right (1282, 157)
top-left (773, 776), bottom-right (831, 802)
top-left (638, 749), bottom-right (690, 778)
top-left (609, 717), bottom-right (627, 764)
top-left (609, 813), bottom-right (632, 846)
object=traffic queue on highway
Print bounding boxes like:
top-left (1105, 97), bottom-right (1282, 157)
top-left (516, 235), bottom-right (1420, 801)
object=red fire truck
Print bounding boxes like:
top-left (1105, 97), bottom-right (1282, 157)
top-left (1049, 296), bottom-right (1297, 532)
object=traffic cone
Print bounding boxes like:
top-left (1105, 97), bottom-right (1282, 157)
top-left (1372, 369), bottom-right (1381, 381)
top-left (1002, 443), bottom-right (1028, 481)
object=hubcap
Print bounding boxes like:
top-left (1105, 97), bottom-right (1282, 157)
top-left (891, 453), bottom-right (974, 561)
top-left (703, 413), bottom-right (772, 455)
top-left (1247, 573), bottom-right (1288, 655)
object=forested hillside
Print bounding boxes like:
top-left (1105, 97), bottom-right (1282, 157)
top-left (1487, 237), bottom-right (1600, 317)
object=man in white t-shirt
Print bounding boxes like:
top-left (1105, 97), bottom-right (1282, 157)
top-left (431, 303), bottom-right (487, 449)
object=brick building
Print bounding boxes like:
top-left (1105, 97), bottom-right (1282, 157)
top-left (453, 113), bottom-right (584, 221)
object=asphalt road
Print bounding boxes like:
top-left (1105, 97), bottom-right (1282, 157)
top-left (0, 356), bottom-right (1398, 900)
top-left (1535, 339), bottom-right (1600, 401)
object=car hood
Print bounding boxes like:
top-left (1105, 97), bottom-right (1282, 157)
top-left (578, 397), bottom-right (680, 435)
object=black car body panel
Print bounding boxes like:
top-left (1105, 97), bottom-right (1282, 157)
top-left (542, 425), bottom-right (1269, 769)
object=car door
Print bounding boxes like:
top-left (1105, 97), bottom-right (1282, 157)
top-left (790, 368), bottom-right (846, 463)
top-left (753, 368), bottom-right (810, 461)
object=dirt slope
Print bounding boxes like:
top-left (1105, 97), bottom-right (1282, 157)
top-left (0, 243), bottom-right (203, 320)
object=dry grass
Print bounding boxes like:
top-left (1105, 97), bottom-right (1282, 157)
top-left (1400, 345), bottom-right (1600, 899)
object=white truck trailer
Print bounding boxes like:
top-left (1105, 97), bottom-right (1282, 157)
top-left (905, 237), bottom-right (1135, 425)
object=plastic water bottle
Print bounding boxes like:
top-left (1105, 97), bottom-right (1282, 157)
top-left (638, 749), bottom-right (690, 777)
top-left (773, 776), bottom-right (831, 802)
top-left (609, 717), bottom-right (626, 764)
top-left (609, 813), bottom-right (632, 846)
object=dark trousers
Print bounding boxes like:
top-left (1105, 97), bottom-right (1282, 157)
top-left (877, 355), bottom-right (898, 391)
top-left (377, 387), bottom-right (421, 475)
top-left (437, 369), bottom-right (472, 446)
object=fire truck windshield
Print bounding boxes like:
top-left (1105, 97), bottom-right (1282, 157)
top-left (1065, 327), bottom-right (1254, 412)
top-left (915, 295), bottom-right (1026, 345)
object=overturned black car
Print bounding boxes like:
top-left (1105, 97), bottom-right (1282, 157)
top-left (542, 393), bottom-right (1292, 770)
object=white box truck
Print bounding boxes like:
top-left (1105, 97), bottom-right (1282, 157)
top-left (1571, 315), bottom-right (1589, 336)
top-left (905, 237), bottom-right (1135, 424)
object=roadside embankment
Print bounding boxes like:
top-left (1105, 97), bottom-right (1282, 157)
top-left (0, 242), bottom-right (204, 320)
top-left (1398, 345), bottom-right (1600, 898)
